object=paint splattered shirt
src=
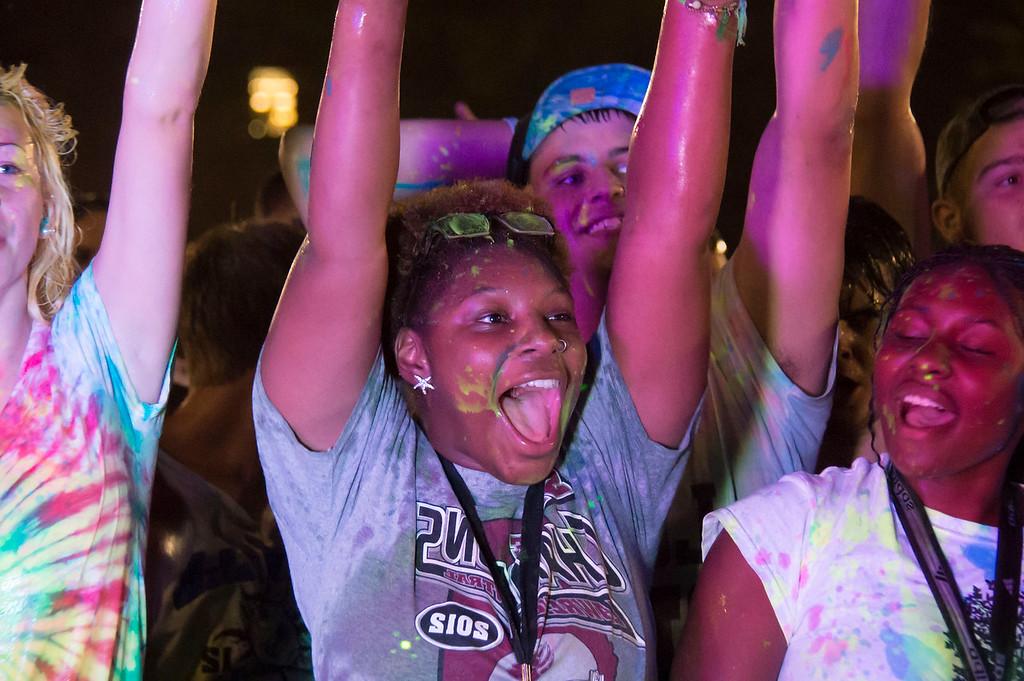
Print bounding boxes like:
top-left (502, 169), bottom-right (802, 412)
top-left (652, 261), bottom-right (835, 637)
top-left (704, 457), bottom-right (1024, 680)
top-left (254, 319), bottom-right (700, 680)
top-left (0, 266), bottom-right (170, 680)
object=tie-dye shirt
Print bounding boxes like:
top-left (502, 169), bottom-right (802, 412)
top-left (704, 457), bottom-right (1024, 680)
top-left (0, 266), bottom-right (170, 680)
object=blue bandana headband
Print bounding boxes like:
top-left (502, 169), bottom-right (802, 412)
top-left (520, 63), bottom-right (652, 162)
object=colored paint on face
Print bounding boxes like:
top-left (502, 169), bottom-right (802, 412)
top-left (527, 114), bottom-right (633, 340)
top-left (414, 246), bottom-right (586, 484)
top-left (873, 264), bottom-right (1024, 515)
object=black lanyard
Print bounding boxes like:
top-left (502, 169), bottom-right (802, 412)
top-left (886, 462), bottom-right (1023, 681)
top-left (438, 456), bottom-right (546, 681)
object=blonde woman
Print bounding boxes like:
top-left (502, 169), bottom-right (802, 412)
top-left (0, 0), bottom-right (215, 676)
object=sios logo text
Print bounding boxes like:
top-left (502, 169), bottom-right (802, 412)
top-left (415, 601), bottom-right (505, 652)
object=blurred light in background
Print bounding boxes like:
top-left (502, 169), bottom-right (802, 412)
top-left (248, 67), bottom-right (298, 139)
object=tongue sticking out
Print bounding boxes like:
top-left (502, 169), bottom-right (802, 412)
top-left (500, 387), bottom-right (559, 444)
top-left (903, 404), bottom-right (955, 429)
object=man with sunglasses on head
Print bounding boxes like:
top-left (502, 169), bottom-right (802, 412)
top-left (931, 85), bottom-right (1024, 250)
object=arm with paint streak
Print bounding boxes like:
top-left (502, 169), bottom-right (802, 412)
top-left (261, 0), bottom-right (408, 451)
top-left (93, 0), bottom-right (216, 403)
top-left (607, 1), bottom-right (736, 448)
top-left (851, 0), bottom-right (930, 254)
top-left (279, 119), bottom-right (513, 224)
top-left (730, 0), bottom-right (859, 396)
top-left (672, 533), bottom-right (786, 680)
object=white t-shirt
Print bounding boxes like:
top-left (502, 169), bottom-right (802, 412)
top-left (704, 457), bottom-right (1024, 681)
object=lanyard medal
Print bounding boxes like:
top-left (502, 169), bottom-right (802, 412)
top-left (439, 456), bottom-right (546, 681)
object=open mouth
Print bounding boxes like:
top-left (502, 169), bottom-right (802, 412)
top-left (580, 216), bottom-right (622, 236)
top-left (498, 378), bottom-right (564, 446)
top-left (899, 393), bottom-right (956, 429)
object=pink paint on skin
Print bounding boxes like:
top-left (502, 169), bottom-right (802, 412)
top-left (754, 548), bottom-right (771, 565)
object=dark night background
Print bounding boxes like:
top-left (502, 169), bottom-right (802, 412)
top-left (3, 1), bottom-right (1023, 243)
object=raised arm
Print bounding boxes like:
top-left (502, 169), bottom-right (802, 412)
top-left (607, 0), bottom-right (737, 448)
top-left (731, 0), bottom-right (859, 396)
top-left (279, 118), bottom-right (512, 223)
top-left (851, 0), bottom-right (930, 254)
top-left (261, 0), bottom-right (407, 450)
top-left (92, 0), bottom-right (216, 403)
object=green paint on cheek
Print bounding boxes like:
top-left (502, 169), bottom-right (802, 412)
top-left (471, 266), bottom-right (481, 277)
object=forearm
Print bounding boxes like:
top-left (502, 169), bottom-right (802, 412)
top-left (261, 0), bottom-right (407, 449)
top-left (608, 0), bottom-right (737, 448)
top-left (852, 0), bottom-right (930, 249)
top-left (858, 0), bottom-right (929, 106)
top-left (774, 0), bottom-right (858, 140)
top-left (282, 118), bottom-right (513, 222)
top-left (308, 0), bottom-right (407, 259)
top-left (732, 0), bottom-right (857, 396)
top-left (394, 119), bottom-right (512, 198)
top-left (122, 0), bottom-right (217, 117)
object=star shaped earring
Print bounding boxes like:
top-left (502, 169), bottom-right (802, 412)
top-left (413, 375), bottom-right (434, 395)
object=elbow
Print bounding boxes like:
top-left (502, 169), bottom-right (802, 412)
top-left (785, 100), bottom-right (857, 162)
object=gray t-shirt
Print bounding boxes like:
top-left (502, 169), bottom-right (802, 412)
top-left (253, 321), bottom-right (698, 680)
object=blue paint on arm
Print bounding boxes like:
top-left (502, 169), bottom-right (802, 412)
top-left (394, 179), bottom-right (444, 192)
top-left (819, 28), bottom-right (843, 72)
top-left (297, 158), bottom-right (311, 198)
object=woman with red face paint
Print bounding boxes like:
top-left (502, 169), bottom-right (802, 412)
top-left (0, 0), bottom-right (215, 676)
top-left (254, 0), bottom-right (738, 678)
top-left (676, 245), bottom-right (1024, 680)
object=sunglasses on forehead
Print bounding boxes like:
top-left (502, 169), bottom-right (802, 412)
top-left (417, 212), bottom-right (555, 258)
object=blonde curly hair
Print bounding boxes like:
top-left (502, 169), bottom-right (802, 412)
top-left (0, 64), bottom-right (79, 321)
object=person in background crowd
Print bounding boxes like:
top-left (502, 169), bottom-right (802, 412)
top-left (849, 0), bottom-right (1023, 260)
top-left (0, 0), bottom-right (215, 675)
top-left (678, 245), bottom-right (1024, 680)
top-left (254, 0), bottom-right (737, 675)
top-left (72, 191), bottom-right (108, 267)
top-left (932, 85), bottom-right (1024, 250)
top-left (145, 219), bottom-right (311, 680)
top-left (816, 197), bottom-right (915, 471)
top-left (254, 171), bottom-right (302, 226)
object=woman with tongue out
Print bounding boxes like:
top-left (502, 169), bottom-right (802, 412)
top-left (677, 245), bottom-right (1024, 681)
top-left (253, 0), bottom-right (738, 678)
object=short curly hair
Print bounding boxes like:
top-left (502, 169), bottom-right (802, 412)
top-left (386, 180), bottom-right (571, 342)
top-left (0, 64), bottom-right (79, 321)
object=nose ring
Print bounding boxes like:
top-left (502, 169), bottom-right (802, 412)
top-left (556, 339), bottom-right (568, 353)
